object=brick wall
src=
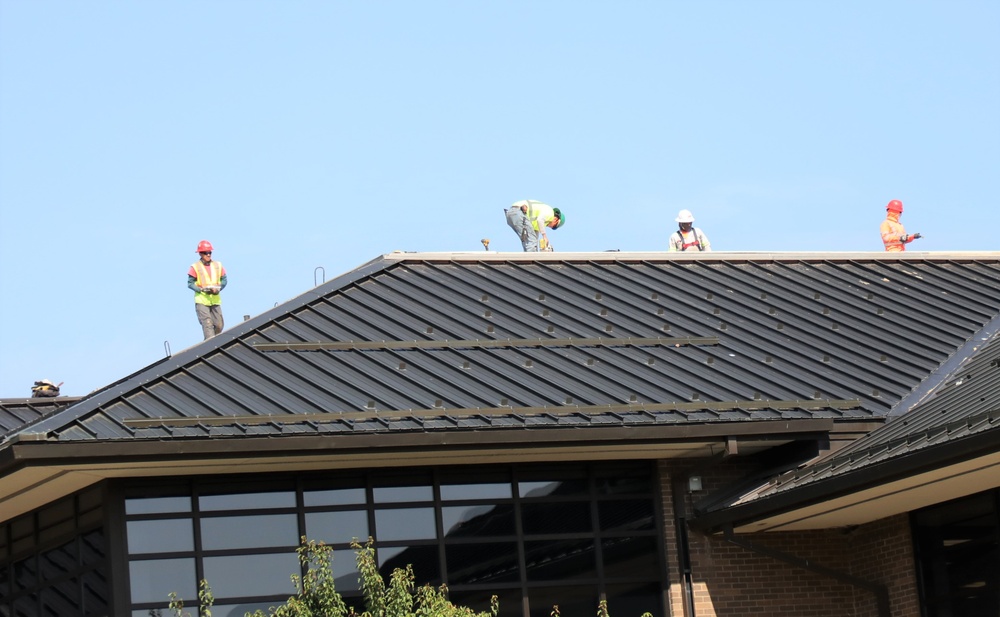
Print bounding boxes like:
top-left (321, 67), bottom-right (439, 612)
top-left (657, 461), bottom-right (920, 617)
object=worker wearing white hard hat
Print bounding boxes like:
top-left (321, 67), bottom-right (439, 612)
top-left (669, 210), bottom-right (711, 252)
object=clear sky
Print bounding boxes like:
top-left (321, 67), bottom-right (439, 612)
top-left (1, 0), bottom-right (997, 398)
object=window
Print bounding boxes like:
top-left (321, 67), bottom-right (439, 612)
top-left (0, 487), bottom-right (108, 617)
top-left (122, 462), bottom-right (666, 617)
top-left (913, 489), bottom-right (1000, 617)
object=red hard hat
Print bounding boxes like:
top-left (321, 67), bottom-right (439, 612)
top-left (196, 240), bottom-right (214, 253)
top-left (886, 200), bottom-right (903, 213)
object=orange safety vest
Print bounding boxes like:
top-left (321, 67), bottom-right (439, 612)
top-left (880, 216), bottom-right (907, 252)
top-left (192, 261), bottom-right (224, 306)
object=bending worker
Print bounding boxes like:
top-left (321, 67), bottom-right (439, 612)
top-left (880, 200), bottom-right (921, 252)
top-left (188, 240), bottom-right (227, 340)
top-left (668, 209), bottom-right (711, 252)
top-left (505, 199), bottom-right (564, 252)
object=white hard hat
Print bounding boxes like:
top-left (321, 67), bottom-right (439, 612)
top-left (675, 209), bottom-right (695, 223)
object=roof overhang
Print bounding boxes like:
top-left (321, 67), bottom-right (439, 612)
top-left (690, 429), bottom-right (1000, 533)
top-left (0, 418), bottom-right (843, 523)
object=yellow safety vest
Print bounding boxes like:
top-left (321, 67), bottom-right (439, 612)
top-left (192, 261), bottom-right (224, 306)
top-left (526, 202), bottom-right (556, 232)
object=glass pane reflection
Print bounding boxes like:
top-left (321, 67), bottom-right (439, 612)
top-left (524, 539), bottom-right (596, 581)
top-left (304, 487), bottom-right (366, 507)
top-left (374, 508), bottom-right (436, 541)
top-left (598, 500), bottom-right (654, 531)
top-left (445, 542), bottom-right (519, 584)
top-left (332, 551), bottom-right (361, 592)
top-left (442, 505), bottom-right (515, 537)
top-left (373, 486), bottom-right (433, 503)
top-left (602, 536), bottom-right (659, 579)
top-left (521, 502), bottom-right (592, 534)
top-left (440, 483), bottom-right (512, 501)
top-left (518, 476), bottom-right (587, 499)
top-left (201, 514), bottom-right (297, 550)
top-left (129, 557), bottom-right (195, 604)
top-left (125, 496), bottom-right (191, 515)
top-left (305, 510), bottom-right (369, 545)
top-left (199, 491), bottom-right (295, 511)
top-left (127, 519), bottom-right (194, 553)
top-left (81, 568), bottom-right (109, 616)
top-left (378, 545), bottom-right (440, 584)
top-left (38, 541), bottom-right (78, 581)
top-left (203, 552), bottom-right (300, 598)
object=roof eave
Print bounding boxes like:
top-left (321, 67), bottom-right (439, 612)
top-left (689, 427), bottom-right (1000, 534)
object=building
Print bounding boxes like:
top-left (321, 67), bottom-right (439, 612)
top-left (2, 251), bottom-right (999, 617)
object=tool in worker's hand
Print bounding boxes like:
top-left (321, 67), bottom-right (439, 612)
top-left (481, 238), bottom-right (490, 251)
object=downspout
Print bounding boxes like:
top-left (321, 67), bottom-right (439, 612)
top-left (671, 475), bottom-right (697, 617)
top-left (720, 524), bottom-right (891, 617)
top-left (671, 449), bottom-right (730, 616)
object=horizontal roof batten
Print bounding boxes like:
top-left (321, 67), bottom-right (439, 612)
top-left (252, 336), bottom-right (720, 352)
top-left (121, 399), bottom-right (863, 428)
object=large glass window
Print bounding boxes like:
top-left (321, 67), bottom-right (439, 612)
top-left (913, 489), bottom-right (1000, 617)
top-left (0, 486), bottom-right (108, 617)
top-left (122, 461), bottom-right (666, 617)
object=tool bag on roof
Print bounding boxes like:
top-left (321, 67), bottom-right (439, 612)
top-left (31, 380), bottom-right (60, 398)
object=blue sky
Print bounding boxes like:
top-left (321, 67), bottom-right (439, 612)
top-left (1, 0), bottom-right (997, 397)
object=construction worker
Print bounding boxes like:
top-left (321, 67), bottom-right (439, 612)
top-left (188, 240), bottom-right (227, 340)
top-left (880, 200), bottom-right (921, 252)
top-left (668, 209), bottom-right (711, 252)
top-left (30, 379), bottom-right (61, 398)
top-left (505, 199), bottom-right (565, 252)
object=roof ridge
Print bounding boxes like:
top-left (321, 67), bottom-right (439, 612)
top-left (885, 312), bottom-right (1000, 419)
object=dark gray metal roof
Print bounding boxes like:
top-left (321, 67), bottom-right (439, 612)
top-left (729, 331), bottom-right (1000, 501)
top-left (0, 397), bottom-right (80, 437)
top-left (6, 251), bottom-right (1000, 446)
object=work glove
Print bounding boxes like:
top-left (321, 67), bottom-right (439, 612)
top-left (912, 232), bottom-right (922, 240)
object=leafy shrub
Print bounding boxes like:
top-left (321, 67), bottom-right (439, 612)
top-left (164, 537), bottom-right (497, 617)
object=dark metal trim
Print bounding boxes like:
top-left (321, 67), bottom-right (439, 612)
top-left (8, 422), bottom-right (837, 465)
top-left (119, 400), bottom-right (859, 428)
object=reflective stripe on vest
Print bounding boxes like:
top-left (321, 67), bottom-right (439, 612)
top-left (527, 202), bottom-right (555, 232)
top-left (193, 261), bottom-right (223, 305)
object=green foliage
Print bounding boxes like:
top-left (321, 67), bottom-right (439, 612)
top-left (239, 537), bottom-right (497, 617)
top-left (160, 537), bottom-right (654, 617)
top-left (162, 580), bottom-right (214, 617)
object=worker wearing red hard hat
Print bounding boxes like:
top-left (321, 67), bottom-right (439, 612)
top-left (187, 240), bottom-right (228, 339)
top-left (880, 200), bottom-right (921, 252)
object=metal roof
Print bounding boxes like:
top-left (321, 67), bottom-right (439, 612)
top-left (728, 331), bottom-right (1000, 501)
top-left (5, 251), bottom-right (1000, 447)
top-left (0, 397), bottom-right (80, 437)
